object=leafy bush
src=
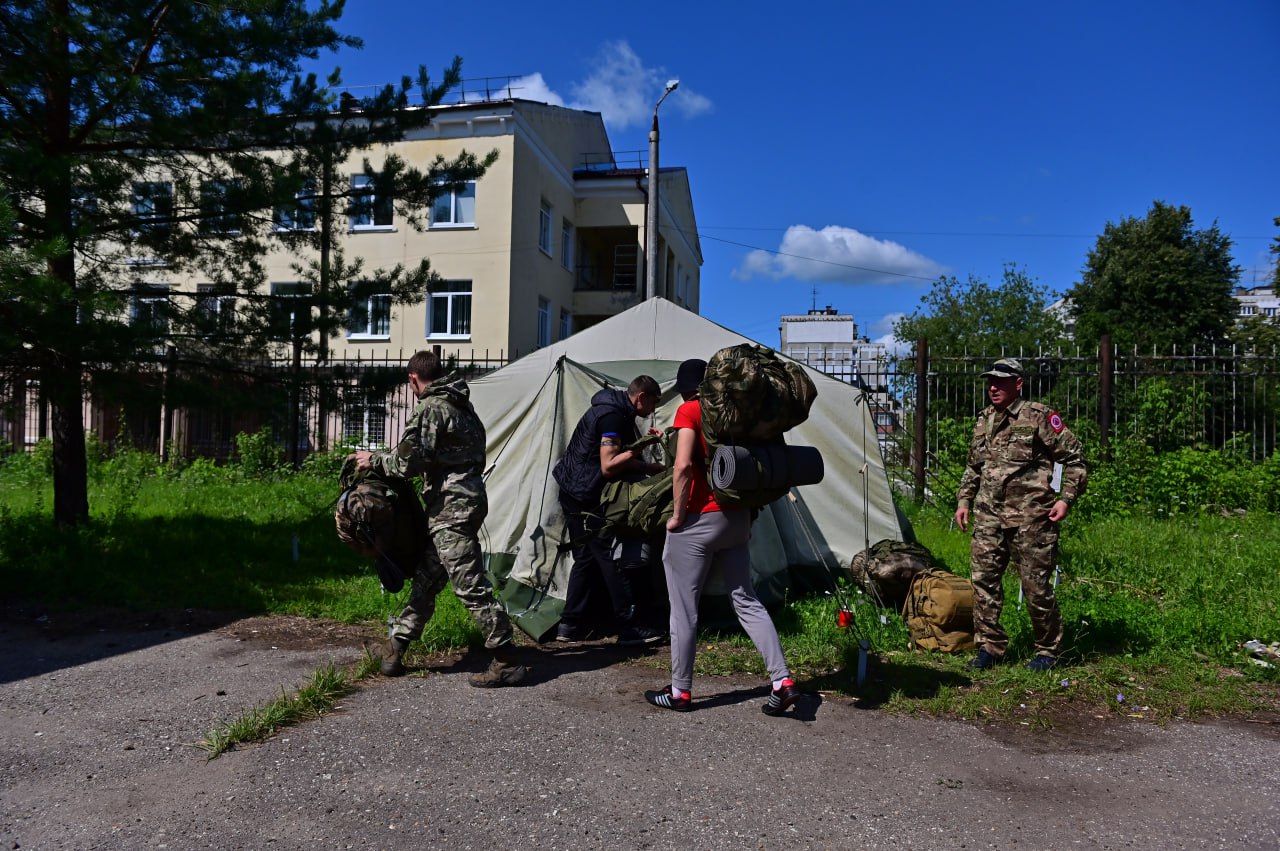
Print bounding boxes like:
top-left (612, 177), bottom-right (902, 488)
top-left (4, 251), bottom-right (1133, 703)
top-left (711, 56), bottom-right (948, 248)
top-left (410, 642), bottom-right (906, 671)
top-left (234, 427), bottom-right (283, 477)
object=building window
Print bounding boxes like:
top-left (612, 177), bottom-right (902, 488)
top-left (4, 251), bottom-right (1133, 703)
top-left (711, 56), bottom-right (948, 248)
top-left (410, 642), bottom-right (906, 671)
top-left (537, 297), bottom-right (551, 348)
top-left (1241, 305), bottom-right (1257, 316)
top-left (130, 284), bottom-right (171, 337)
top-left (270, 282), bottom-right (311, 340)
top-left (428, 280), bottom-right (472, 338)
top-left (198, 181), bottom-right (241, 234)
top-left (1266, 307), bottom-right (1278, 317)
top-left (538, 200), bottom-right (553, 256)
top-left (343, 391), bottom-right (387, 449)
top-left (350, 174), bottom-right (393, 229)
top-left (430, 181), bottom-right (476, 227)
top-left (347, 281), bottom-right (391, 338)
top-left (131, 182), bottom-right (173, 236)
top-left (559, 308), bottom-right (572, 341)
top-left (196, 284), bottom-right (236, 336)
top-left (560, 219), bottom-right (573, 270)
top-left (275, 180), bottom-right (316, 231)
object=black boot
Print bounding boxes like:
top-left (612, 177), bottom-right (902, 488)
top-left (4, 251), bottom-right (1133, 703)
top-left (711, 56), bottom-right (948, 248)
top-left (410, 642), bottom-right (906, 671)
top-left (380, 636), bottom-right (410, 677)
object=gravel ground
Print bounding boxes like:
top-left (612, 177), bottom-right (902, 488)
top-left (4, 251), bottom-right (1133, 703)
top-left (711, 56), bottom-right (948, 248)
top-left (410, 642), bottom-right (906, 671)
top-left (1, 614), bottom-right (1277, 850)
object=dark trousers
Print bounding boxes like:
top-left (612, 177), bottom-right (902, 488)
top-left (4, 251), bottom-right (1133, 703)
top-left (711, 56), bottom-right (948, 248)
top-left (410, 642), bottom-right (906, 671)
top-left (559, 493), bottom-right (638, 629)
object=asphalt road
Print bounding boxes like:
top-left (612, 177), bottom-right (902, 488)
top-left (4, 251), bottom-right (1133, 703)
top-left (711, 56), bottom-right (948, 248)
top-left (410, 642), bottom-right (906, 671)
top-left (2, 615), bottom-right (1277, 850)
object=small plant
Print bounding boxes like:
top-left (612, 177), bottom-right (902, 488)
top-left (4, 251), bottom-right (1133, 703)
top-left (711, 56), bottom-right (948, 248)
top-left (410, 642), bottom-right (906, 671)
top-left (199, 661), bottom-right (357, 758)
top-left (234, 427), bottom-right (283, 477)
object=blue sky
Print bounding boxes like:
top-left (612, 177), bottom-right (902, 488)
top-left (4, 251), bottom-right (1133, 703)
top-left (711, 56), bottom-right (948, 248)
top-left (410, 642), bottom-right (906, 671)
top-left (312, 1), bottom-right (1279, 347)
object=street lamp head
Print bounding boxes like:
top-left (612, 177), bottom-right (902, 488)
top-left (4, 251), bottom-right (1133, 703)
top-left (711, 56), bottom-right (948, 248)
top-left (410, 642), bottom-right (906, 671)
top-left (665, 79), bottom-right (680, 94)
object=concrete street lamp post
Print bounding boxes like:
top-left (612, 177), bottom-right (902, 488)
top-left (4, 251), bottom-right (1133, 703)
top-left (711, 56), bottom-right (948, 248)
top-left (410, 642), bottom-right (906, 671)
top-left (645, 79), bottom-right (679, 301)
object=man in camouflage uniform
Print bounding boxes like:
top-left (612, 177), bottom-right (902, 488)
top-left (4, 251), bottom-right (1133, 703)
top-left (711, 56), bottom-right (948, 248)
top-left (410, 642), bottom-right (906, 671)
top-left (954, 357), bottom-right (1087, 672)
top-left (355, 350), bottom-right (525, 687)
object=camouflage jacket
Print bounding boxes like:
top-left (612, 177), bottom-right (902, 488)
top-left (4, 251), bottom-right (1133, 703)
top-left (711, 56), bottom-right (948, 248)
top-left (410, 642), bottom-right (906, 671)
top-left (369, 373), bottom-right (487, 529)
top-left (956, 398), bottom-right (1087, 527)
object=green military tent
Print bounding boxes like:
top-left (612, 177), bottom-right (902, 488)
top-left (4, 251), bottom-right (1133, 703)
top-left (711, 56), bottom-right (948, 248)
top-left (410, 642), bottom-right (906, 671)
top-left (469, 297), bottom-right (905, 640)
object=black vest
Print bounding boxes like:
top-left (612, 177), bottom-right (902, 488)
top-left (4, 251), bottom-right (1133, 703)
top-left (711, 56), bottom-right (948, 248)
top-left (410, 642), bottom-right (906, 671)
top-left (553, 388), bottom-right (637, 504)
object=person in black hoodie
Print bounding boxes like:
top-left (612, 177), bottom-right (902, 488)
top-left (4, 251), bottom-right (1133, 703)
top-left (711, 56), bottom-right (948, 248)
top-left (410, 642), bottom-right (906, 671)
top-left (553, 375), bottom-right (665, 644)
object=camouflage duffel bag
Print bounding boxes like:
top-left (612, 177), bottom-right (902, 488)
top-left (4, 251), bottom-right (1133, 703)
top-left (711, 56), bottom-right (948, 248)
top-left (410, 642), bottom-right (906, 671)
top-left (847, 538), bottom-right (937, 610)
top-left (334, 458), bottom-right (426, 593)
top-left (902, 569), bottom-right (976, 654)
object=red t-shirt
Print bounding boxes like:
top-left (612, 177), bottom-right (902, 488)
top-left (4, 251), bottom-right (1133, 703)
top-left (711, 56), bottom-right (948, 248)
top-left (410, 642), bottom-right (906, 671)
top-left (673, 399), bottom-right (720, 514)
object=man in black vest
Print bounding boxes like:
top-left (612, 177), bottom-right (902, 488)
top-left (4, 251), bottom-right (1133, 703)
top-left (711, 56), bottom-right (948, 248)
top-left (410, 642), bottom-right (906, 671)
top-left (553, 375), bottom-right (665, 644)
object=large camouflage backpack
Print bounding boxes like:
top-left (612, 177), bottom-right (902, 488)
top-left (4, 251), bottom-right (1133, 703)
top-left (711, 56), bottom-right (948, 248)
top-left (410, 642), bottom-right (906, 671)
top-left (334, 458), bottom-right (427, 593)
top-left (847, 539), bottom-right (939, 610)
top-left (597, 428), bottom-right (677, 539)
top-left (699, 344), bottom-right (818, 509)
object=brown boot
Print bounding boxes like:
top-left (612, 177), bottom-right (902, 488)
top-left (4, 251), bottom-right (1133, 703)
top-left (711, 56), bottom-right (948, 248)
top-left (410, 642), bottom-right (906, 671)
top-left (380, 636), bottom-right (410, 677)
top-left (468, 645), bottom-right (527, 688)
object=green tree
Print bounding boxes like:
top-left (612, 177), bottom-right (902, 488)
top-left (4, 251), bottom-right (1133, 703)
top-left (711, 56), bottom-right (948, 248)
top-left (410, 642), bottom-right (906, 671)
top-left (1067, 201), bottom-right (1240, 351)
top-left (893, 264), bottom-right (1067, 356)
top-left (0, 1), bottom-right (490, 524)
top-left (260, 65), bottom-right (496, 461)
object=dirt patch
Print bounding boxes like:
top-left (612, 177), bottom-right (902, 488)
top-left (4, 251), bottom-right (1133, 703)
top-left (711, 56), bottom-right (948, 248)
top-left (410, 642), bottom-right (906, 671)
top-left (215, 614), bottom-right (379, 652)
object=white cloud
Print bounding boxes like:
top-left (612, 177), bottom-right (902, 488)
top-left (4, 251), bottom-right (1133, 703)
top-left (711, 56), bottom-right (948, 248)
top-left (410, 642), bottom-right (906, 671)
top-left (733, 225), bottom-right (945, 284)
top-left (509, 73), bottom-right (564, 107)
top-left (515, 42), bottom-right (712, 130)
top-left (870, 312), bottom-right (905, 339)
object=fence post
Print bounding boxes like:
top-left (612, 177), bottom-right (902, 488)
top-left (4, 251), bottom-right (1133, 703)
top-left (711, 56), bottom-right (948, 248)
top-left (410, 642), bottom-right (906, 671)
top-left (913, 336), bottom-right (928, 502)
top-left (1099, 333), bottom-right (1112, 462)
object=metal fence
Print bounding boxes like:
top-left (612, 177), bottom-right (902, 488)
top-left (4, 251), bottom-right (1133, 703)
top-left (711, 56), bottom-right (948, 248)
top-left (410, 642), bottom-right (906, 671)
top-left (0, 348), bottom-right (512, 462)
top-left (5, 337), bottom-right (1279, 483)
top-left (888, 336), bottom-right (1280, 502)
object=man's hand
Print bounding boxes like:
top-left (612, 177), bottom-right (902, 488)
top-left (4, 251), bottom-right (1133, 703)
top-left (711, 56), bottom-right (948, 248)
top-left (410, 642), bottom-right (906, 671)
top-left (666, 514), bottom-right (684, 532)
top-left (954, 506), bottom-right (970, 531)
top-left (1048, 499), bottom-right (1070, 523)
top-left (353, 450), bottom-right (375, 471)
top-left (646, 427), bottom-right (662, 437)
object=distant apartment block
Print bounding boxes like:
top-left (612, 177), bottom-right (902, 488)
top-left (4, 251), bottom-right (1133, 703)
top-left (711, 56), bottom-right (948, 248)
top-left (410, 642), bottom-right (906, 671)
top-left (1235, 285), bottom-right (1279, 321)
top-left (779, 306), bottom-right (900, 441)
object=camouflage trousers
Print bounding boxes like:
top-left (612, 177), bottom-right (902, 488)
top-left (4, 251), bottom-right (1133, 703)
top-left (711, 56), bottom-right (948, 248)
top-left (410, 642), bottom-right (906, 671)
top-left (391, 522), bottom-right (514, 650)
top-left (970, 517), bottom-right (1063, 659)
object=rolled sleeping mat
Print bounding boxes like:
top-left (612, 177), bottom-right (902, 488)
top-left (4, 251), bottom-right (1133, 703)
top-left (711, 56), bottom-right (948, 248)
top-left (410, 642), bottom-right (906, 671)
top-left (711, 444), bottom-right (824, 492)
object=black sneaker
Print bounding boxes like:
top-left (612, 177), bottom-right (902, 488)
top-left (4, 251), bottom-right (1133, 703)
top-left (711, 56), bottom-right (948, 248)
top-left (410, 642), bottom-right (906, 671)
top-left (555, 623), bottom-right (598, 643)
top-left (968, 648), bottom-right (1000, 670)
top-left (618, 625), bottom-right (665, 646)
top-left (762, 678), bottom-right (801, 716)
top-left (644, 685), bottom-right (692, 712)
top-left (1024, 655), bottom-right (1057, 671)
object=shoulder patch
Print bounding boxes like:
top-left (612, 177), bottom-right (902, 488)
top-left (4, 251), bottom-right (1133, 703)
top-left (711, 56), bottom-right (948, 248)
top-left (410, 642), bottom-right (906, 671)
top-left (1048, 412), bottom-right (1065, 433)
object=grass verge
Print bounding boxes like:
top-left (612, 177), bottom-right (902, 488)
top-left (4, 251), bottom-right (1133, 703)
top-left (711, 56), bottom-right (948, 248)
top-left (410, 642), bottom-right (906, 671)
top-left (199, 655), bottom-right (380, 759)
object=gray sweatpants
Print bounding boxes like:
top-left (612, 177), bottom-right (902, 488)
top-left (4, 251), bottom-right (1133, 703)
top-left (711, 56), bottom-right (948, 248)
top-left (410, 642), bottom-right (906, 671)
top-left (662, 509), bottom-right (790, 693)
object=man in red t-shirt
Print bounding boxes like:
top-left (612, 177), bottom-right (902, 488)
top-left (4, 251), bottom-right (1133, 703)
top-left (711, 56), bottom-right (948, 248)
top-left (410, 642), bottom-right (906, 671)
top-left (643, 358), bottom-right (800, 715)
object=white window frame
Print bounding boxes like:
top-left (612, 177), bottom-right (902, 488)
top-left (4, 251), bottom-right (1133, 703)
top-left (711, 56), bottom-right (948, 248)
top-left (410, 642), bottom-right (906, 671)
top-left (130, 284), bottom-right (171, 336)
top-left (196, 283), bottom-right (236, 336)
top-left (560, 219), bottom-right (573, 270)
top-left (199, 180), bottom-right (241, 235)
top-left (559, 308), bottom-right (572, 341)
top-left (275, 180), bottom-right (316, 232)
top-left (349, 173), bottom-right (394, 231)
top-left (347, 282), bottom-right (392, 340)
top-left (537, 297), bottom-right (551, 348)
top-left (429, 180), bottom-right (477, 229)
top-left (131, 181), bottom-right (173, 236)
top-left (270, 282), bottom-right (311, 341)
top-left (427, 280), bottom-right (472, 340)
top-left (342, 391), bottom-right (388, 450)
top-left (538, 200), bottom-right (553, 256)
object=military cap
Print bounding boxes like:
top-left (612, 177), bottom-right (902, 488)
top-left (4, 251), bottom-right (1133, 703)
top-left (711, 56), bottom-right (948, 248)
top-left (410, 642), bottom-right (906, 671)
top-left (979, 357), bottom-right (1023, 379)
